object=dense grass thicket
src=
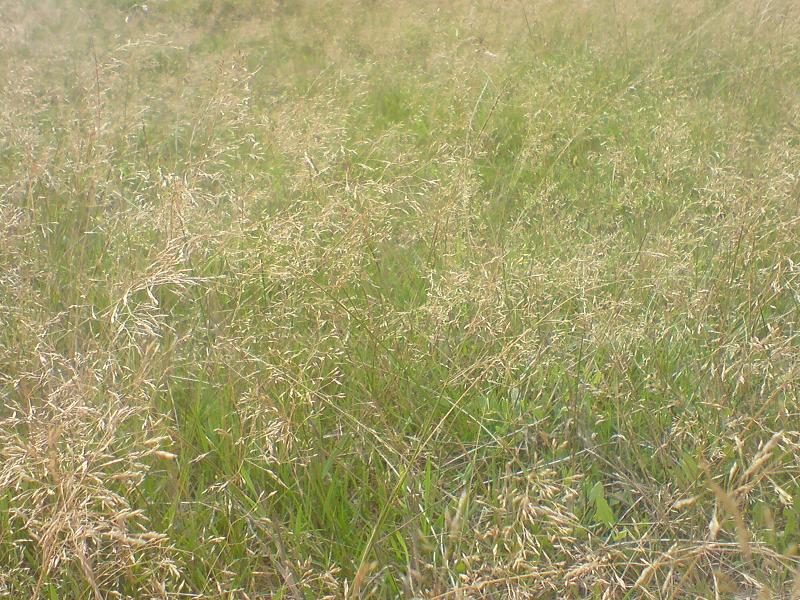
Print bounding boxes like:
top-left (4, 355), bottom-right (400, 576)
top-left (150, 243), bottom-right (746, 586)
top-left (2, 0), bottom-right (800, 597)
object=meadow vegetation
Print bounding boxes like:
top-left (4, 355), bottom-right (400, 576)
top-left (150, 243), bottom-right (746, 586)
top-left (1, 0), bottom-right (800, 597)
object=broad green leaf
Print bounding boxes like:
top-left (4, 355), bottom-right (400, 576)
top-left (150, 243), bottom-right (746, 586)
top-left (589, 482), bottom-right (616, 527)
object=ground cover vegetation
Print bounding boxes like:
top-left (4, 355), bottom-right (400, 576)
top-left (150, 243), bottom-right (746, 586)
top-left (1, 0), bottom-right (800, 597)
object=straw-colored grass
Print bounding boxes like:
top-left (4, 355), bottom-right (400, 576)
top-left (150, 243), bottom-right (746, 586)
top-left (2, 0), bottom-right (800, 597)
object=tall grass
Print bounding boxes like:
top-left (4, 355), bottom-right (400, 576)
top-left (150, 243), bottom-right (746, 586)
top-left (1, 0), bottom-right (800, 597)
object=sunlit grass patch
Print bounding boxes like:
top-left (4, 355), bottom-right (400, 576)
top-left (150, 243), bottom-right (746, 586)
top-left (1, 0), bottom-right (800, 597)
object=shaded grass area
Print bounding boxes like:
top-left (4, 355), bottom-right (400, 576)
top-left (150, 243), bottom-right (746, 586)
top-left (1, 0), bottom-right (800, 597)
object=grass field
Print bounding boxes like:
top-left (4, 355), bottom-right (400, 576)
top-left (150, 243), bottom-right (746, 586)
top-left (1, 0), bottom-right (800, 597)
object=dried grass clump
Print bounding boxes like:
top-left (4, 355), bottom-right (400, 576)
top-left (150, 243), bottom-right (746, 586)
top-left (0, 355), bottom-right (180, 597)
